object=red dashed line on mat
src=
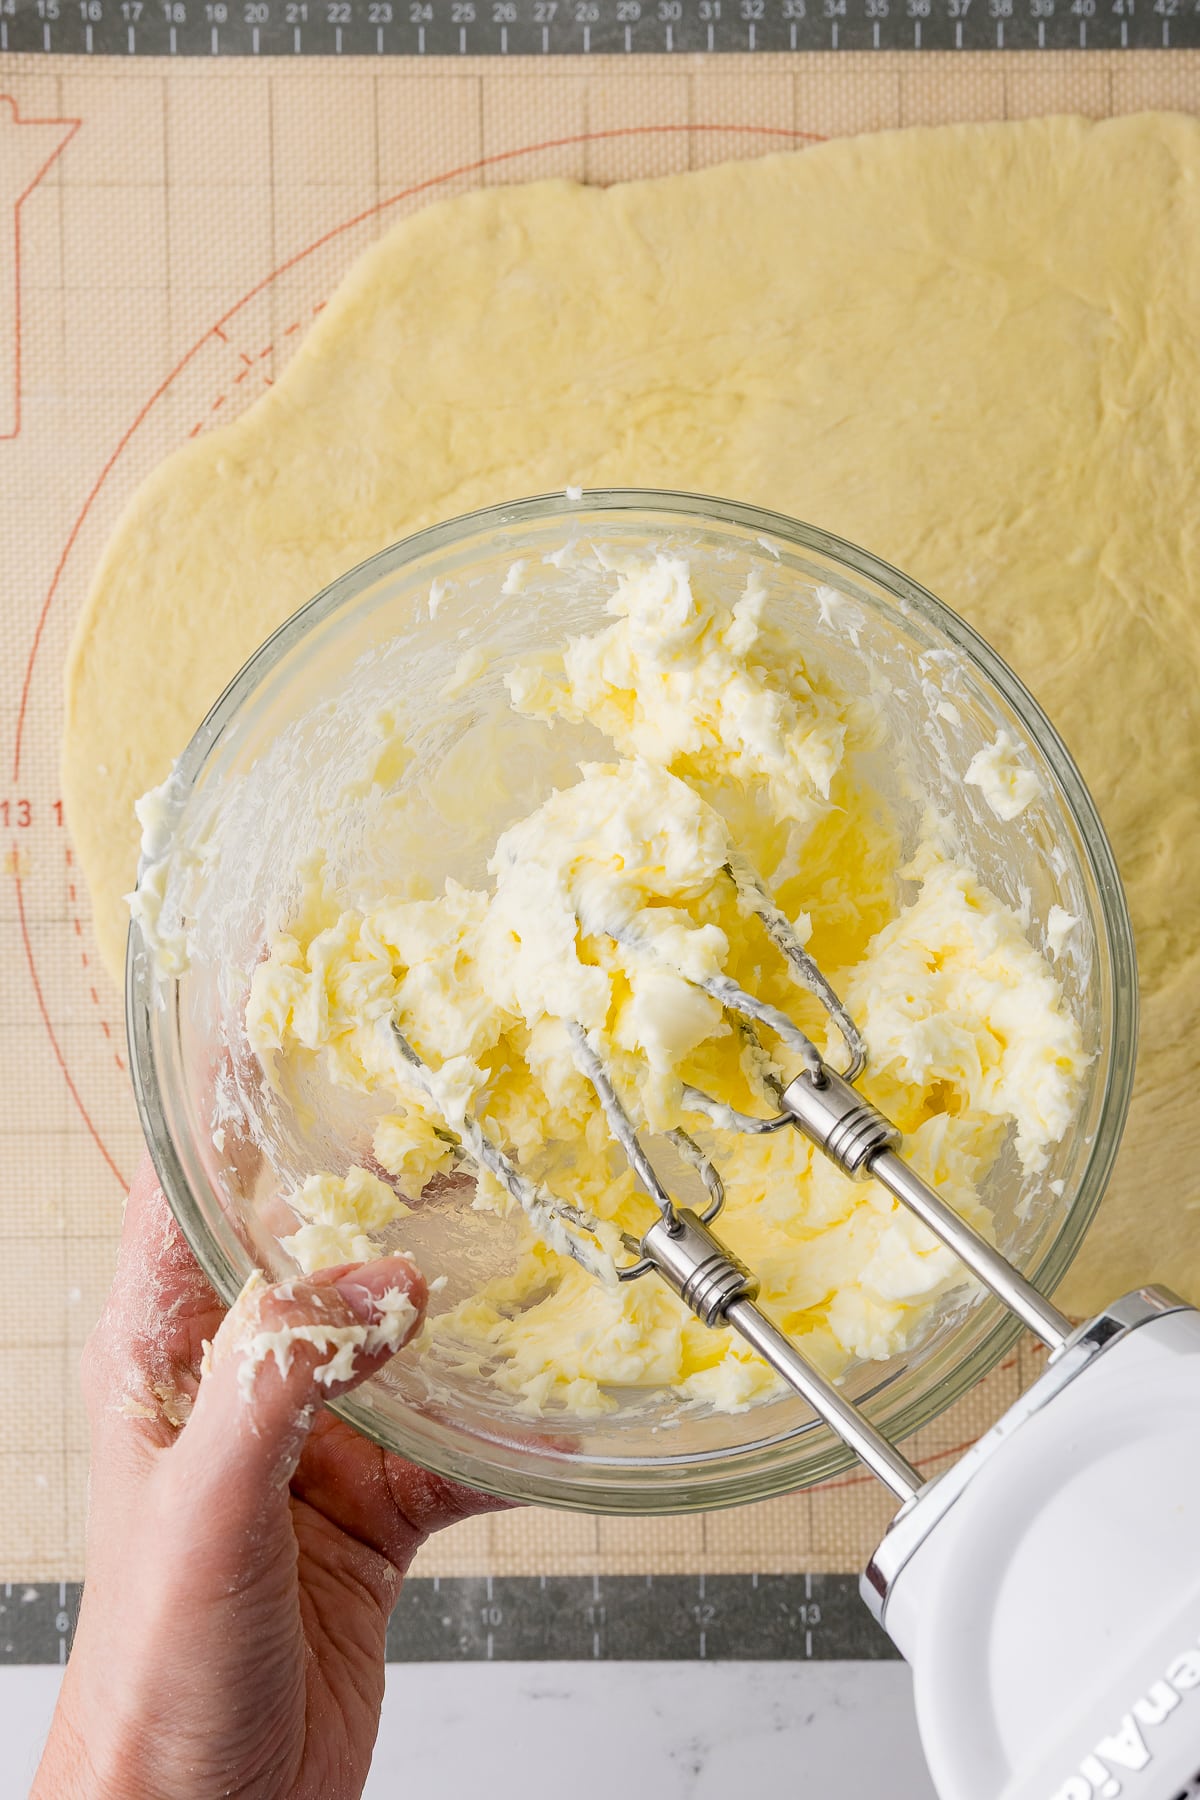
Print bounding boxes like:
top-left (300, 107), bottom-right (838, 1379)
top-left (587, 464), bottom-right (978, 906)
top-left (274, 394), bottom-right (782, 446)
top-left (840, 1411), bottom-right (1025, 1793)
top-left (65, 846), bottom-right (124, 1074)
top-left (186, 299), bottom-right (328, 438)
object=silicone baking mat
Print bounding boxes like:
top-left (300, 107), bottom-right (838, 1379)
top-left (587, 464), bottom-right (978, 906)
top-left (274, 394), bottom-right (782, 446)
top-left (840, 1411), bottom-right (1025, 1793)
top-left (1, 50), bottom-right (1196, 1584)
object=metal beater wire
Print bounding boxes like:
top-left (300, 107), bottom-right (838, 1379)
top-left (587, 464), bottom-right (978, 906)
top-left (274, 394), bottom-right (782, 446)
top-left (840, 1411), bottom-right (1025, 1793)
top-left (564, 1021), bottom-right (676, 1222)
top-left (725, 856), bottom-right (867, 1083)
top-left (388, 1023), bottom-right (619, 1277)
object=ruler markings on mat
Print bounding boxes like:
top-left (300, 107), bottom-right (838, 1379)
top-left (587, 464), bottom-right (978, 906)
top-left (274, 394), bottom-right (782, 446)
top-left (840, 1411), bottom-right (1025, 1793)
top-left (1, 0), bottom-right (1195, 53)
top-left (1, 1575), bottom-right (898, 1663)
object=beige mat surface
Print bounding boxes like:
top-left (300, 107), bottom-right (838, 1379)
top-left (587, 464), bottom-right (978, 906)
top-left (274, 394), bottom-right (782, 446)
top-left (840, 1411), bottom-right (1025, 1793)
top-left (0, 49), bottom-right (1195, 1581)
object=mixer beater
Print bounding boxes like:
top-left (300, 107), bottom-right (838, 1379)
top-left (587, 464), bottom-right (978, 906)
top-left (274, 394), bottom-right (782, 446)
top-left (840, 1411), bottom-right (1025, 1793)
top-left (395, 858), bottom-right (1071, 1498)
top-left (389, 860), bottom-right (1200, 1800)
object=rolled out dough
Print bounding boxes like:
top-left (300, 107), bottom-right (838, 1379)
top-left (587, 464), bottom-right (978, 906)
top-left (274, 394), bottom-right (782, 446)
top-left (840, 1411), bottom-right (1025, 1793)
top-left (63, 113), bottom-right (1200, 1315)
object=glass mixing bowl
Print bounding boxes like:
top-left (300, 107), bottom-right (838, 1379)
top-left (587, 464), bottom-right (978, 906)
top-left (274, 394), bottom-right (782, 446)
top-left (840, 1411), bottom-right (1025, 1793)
top-left (127, 490), bottom-right (1136, 1514)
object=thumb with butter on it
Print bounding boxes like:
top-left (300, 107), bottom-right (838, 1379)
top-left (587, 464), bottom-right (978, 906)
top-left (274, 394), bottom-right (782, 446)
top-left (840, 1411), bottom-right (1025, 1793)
top-left (33, 1153), bottom-right (506, 1800)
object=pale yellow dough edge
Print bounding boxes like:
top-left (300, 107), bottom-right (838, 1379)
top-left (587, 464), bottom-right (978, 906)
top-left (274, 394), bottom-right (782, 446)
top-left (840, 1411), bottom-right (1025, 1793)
top-left (64, 113), bottom-right (1200, 1315)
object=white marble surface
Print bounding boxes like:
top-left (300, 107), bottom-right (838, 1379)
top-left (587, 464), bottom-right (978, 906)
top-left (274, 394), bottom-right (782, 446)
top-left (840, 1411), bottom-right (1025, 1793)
top-left (4, 1661), bottom-right (937, 1797)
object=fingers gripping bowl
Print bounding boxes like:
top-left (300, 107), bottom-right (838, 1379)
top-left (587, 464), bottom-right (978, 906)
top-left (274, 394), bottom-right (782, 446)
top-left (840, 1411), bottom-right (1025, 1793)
top-left (127, 492), bottom-right (1136, 1513)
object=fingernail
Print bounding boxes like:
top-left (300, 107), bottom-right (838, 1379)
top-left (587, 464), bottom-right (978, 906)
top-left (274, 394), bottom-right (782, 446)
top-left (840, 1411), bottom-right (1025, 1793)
top-left (332, 1254), bottom-right (422, 1325)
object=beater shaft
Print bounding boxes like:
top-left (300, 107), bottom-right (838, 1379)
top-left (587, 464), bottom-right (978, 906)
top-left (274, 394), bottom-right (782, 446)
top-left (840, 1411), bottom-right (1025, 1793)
top-left (780, 1066), bottom-right (1073, 1351)
top-left (870, 1151), bottom-right (1071, 1351)
top-left (641, 1205), bottom-right (923, 1503)
top-left (724, 1298), bottom-right (923, 1502)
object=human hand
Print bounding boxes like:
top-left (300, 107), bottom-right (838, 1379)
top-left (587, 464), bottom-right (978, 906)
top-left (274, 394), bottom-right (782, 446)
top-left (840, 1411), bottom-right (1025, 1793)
top-left (35, 1154), bottom-right (505, 1800)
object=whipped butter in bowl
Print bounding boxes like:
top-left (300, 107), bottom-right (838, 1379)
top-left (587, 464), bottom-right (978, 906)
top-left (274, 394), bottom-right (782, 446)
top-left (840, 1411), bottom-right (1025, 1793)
top-left (127, 491), bottom-right (1135, 1512)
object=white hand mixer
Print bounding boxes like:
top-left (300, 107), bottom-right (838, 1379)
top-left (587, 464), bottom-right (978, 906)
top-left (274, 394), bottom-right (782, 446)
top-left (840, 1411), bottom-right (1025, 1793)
top-left (393, 859), bottom-right (1200, 1800)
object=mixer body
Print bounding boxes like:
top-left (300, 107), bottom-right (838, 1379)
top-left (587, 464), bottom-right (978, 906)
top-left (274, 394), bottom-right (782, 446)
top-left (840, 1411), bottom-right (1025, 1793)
top-left (865, 1292), bottom-right (1200, 1800)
